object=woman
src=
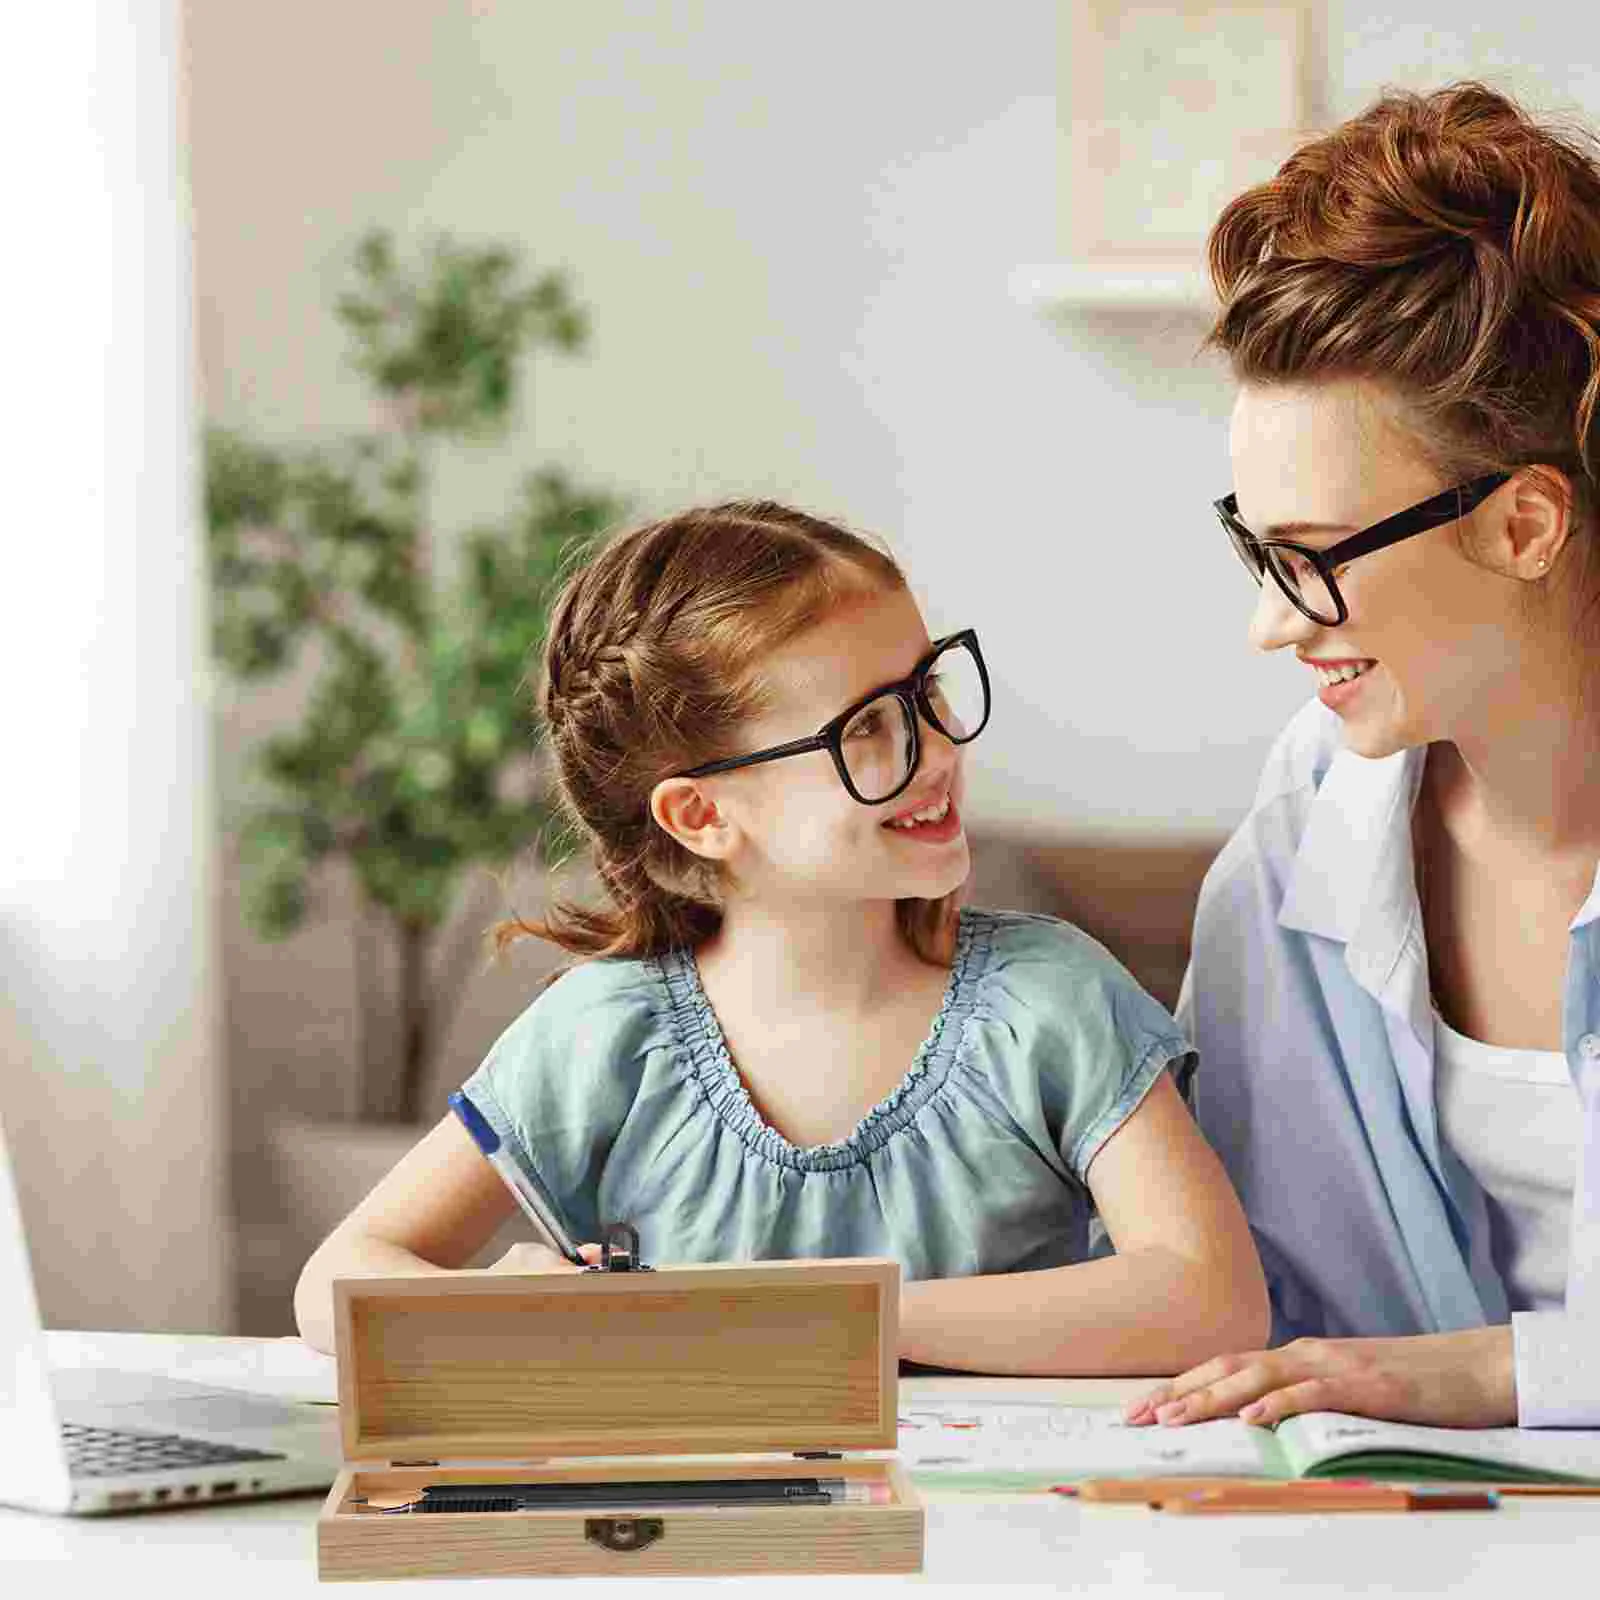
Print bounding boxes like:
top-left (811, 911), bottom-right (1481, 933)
top-left (1128, 81), bottom-right (1600, 1432)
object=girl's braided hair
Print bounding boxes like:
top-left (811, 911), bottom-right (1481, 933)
top-left (495, 500), bottom-right (960, 965)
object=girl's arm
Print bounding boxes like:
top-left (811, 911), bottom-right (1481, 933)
top-left (897, 1073), bottom-right (1269, 1375)
top-left (291, 1114), bottom-right (583, 1354)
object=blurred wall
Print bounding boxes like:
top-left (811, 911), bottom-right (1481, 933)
top-left (1, 2), bottom-right (230, 1332)
top-left (185, 0), bottom-right (1292, 841)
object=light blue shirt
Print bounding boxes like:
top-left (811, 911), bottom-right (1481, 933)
top-left (1183, 699), bottom-right (1600, 1426)
top-left (461, 908), bottom-right (1189, 1284)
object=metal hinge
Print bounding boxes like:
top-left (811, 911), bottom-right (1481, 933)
top-left (794, 1450), bottom-right (842, 1460)
top-left (390, 1459), bottom-right (439, 1467)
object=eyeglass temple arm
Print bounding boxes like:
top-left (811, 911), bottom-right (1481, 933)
top-left (682, 734), bottom-right (830, 779)
top-left (1304, 474), bottom-right (1514, 567)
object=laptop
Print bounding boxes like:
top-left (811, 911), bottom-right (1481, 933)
top-left (0, 1112), bottom-right (342, 1514)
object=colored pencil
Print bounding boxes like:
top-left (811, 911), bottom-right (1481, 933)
top-left (1059, 1476), bottom-right (1371, 1504)
top-left (1161, 1483), bottom-right (1498, 1514)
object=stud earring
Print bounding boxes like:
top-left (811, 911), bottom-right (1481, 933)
top-left (1537, 557), bottom-right (1549, 571)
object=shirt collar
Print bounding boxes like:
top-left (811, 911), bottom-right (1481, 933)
top-left (1279, 736), bottom-right (1600, 955)
top-left (1573, 864), bottom-right (1600, 931)
top-left (1278, 741), bottom-right (1427, 990)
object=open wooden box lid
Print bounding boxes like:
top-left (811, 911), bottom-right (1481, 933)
top-left (333, 1257), bottom-right (900, 1464)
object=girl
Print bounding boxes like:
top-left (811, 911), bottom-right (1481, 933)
top-left (295, 501), bottom-right (1266, 1372)
top-left (1128, 82), bottom-right (1600, 1432)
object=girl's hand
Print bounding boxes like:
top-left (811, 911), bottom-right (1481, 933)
top-left (488, 1241), bottom-right (603, 1274)
top-left (1122, 1325), bottom-right (1516, 1429)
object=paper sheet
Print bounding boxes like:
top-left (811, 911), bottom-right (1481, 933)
top-left (896, 1399), bottom-right (1269, 1486)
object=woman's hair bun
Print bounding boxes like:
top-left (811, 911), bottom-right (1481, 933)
top-left (1207, 81), bottom-right (1600, 487)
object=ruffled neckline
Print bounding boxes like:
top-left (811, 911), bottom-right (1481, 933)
top-left (654, 909), bottom-right (993, 1172)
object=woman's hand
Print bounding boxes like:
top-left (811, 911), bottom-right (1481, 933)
top-left (488, 1241), bottom-right (603, 1274)
top-left (1123, 1325), bottom-right (1516, 1429)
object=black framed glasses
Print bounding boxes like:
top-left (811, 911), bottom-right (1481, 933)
top-left (679, 629), bottom-right (991, 806)
top-left (1216, 472), bottom-right (1513, 626)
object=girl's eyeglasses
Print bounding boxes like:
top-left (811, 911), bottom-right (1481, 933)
top-left (679, 629), bottom-right (991, 806)
top-left (1216, 473), bottom-right (1512, 626)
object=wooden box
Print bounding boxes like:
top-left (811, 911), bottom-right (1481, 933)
top-left (317, 1257), bottom-right (923, 1581)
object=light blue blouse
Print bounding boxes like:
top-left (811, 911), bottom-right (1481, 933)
top-left (461, 908), bottom-right (1189, 1282)
top-left (1184, 698), bottom-right (1600, 1426)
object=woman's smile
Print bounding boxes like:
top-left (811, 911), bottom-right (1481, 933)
top-left (1304, 654), bottom-right (1379, 710)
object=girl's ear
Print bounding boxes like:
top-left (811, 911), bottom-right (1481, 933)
top-left (649, 777), bottom-right (738, 863)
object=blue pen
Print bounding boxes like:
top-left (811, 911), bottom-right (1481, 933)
top-left (448, 1090), bottom-right (588, 1267)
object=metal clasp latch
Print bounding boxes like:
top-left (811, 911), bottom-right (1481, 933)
top-left (585, 1516), bottom-right (663, 1552)
top-left (593, 1220), bottom-right (652, 1272)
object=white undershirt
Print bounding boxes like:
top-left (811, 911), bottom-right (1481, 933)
top-left (1433, 1009), bottom-right (1579, 1312)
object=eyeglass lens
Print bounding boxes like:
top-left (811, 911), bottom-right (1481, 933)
top-left (923, 639), bottom-right (988, 742)
top-left (839, 695), bottom-right (918, 802)
top-left (837, 638), bottom-right (988, 802)
top-left (1262, 547), bottom-right (1340, 624)
top-left (1224, 514), bottom-right (1340, 625)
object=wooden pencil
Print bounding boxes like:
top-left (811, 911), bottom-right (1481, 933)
top-left (1161, 1484), bottom-right (1498, 1514)
top-left (1062, 1477), bottom-right (1345, 1504)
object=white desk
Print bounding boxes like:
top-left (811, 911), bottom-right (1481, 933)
top-left (7, 1335), bottom-right (1595, 1598)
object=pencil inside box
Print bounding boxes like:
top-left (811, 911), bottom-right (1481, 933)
top-left (373, 1476), bottom-right (892, 1511)
top-left (318, 1257), bottom-right (923, 1581)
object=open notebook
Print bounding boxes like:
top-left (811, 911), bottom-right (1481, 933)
top-left (897, 1399), bottom-right (1600, 1490)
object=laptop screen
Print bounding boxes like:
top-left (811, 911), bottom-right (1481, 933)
top-left (0, 1112), bottom-right (73, 1513)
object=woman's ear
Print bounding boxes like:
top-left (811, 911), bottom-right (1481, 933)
top-left (649, 777), bottom-right (738, 863)
top-left (1482, 467), bottom-right (1573, 580)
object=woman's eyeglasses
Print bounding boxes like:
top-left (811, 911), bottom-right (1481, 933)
top-left (1216, 473), bottom-right (1512, 626)
top-left (678, 629), bottom-right (991, 806)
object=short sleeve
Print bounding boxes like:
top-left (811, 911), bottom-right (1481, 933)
top-left (458, 957), bottom-right (669, 1243)
top-left (964, 912), bottom-right (1195, 1184)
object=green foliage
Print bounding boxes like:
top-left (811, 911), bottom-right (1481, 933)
top-left (205, 231), bottom-right (622, 1117)
top-left (336, 230), bottom-right (588, 435)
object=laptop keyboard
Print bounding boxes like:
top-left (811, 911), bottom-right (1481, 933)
top-left (62, 1420), bottom-right (286, 1479)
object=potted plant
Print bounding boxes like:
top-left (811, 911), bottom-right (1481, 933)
top-left (206, 232), bottom-right (623, 1317)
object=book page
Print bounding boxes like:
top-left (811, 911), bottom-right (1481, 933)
top-left (1275, 1411), bottom-right (1600, 1483)
top-left (897, 1399), bottom-right (1275, 1487)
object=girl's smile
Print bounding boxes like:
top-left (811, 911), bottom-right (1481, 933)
top-left (882, 788), bottom-right (963, 844)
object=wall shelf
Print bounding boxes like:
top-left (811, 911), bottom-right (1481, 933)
top-left (1010, 261), bottom-right (1216, 316)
